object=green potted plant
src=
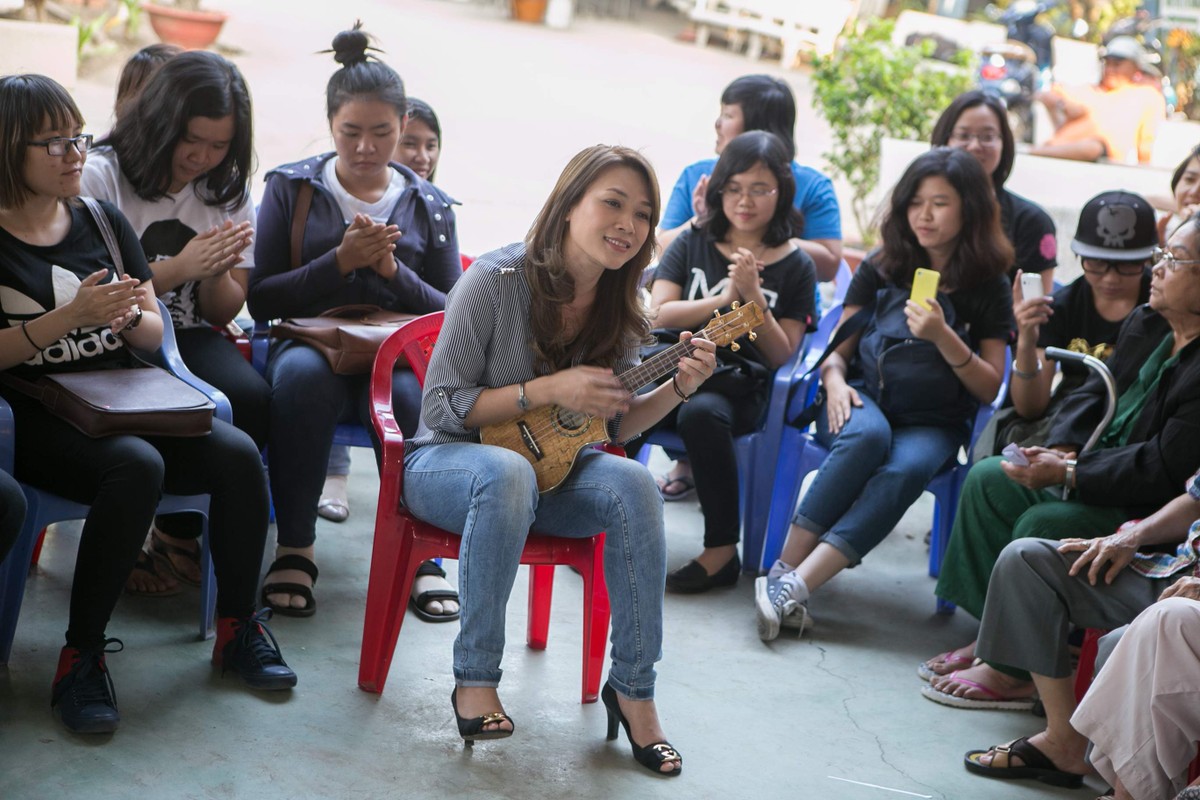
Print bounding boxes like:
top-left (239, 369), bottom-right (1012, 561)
top-left (141, 0), bottom-right (226, 49)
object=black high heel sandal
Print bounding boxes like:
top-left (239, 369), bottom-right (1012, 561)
top-left (450, 687), bottom-right (514, 746)
top-left (600, 684), bottom-right (682, 776)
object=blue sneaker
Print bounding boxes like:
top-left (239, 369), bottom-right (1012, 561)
top-left (754, 574), bottom-right (810, 641)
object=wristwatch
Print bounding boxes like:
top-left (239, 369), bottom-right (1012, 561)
top-left (124, 304), bottom-right (143, 331)
top-left (1062, 458), bottom-right (1078, 500)
top-left (517, 382), bottom-right (529, 412)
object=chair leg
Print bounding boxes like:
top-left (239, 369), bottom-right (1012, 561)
top-left (581, 534), bottom-right (610, 704)
top-left (28, 526), bottom-right (47, 568)
top-left (358, 522), bottom-right (424, 694)
top-left (1, 501), bottom-right (45, 665)
top-left (198, 522), bottom-right (217, 641)
top-left (936, 597), bottom-right (957, 615)
top-left (527, 565), bottom-right (555, 651)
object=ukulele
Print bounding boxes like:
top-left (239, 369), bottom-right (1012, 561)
top-left (480, 302), bottom-right (765, 493)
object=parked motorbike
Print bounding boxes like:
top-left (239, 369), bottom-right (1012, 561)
top-left (978, 1), bottom-right (1058, 143)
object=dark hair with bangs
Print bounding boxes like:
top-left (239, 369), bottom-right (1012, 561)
top-left (103, 51), bottom-right (252, 210)
top-left (403, 97), bottom-right (441, 180)
top-left (325, 22), bottom-right (406, 122)
top-left (525, 144), bottom-right (660, 371)
top-left (701, 130), bottom-right (803, 246)
top-left (876, 147), bottom-right (1013, 292)
top-left (720, 75), bottom-right (797, 161)
top-left (930, 90), bottom-right (1015, 191)
top-left (0, 74), bottom-right (84, 209)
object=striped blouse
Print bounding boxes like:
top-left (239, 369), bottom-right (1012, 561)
top-left (406, 242), bottom-right (635, 453)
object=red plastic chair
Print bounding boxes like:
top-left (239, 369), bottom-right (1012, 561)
top-left (358, 311), bottom-right (612, 702)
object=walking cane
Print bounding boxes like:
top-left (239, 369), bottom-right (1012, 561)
top-left (1045, 347), bottom-right (1119, 500)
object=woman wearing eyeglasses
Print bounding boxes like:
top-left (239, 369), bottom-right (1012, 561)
top-left (923, 210), bottom-right (1200, 713)
top-left (932, 90), bottom-right (1058, 295)
top-left (633, 131), bottom-right (815, 592)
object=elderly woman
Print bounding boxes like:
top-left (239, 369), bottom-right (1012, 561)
top-left (934, 470), bottom-right (1200, 789)
top-left (923, 214), bottom-right (1200, 703)
top-left (1074, 593), bottom-right (1200, 800)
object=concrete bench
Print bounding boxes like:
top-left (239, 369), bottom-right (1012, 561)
top-left (690, 0), bottom-right (857, 66)
top-left (890, 9), bottom-right (1005, 54)
top-left (0, 18), bottom-right (77, 91)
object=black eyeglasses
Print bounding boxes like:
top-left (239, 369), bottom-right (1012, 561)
top-left (25, 134), bottom-right (92, 157)
top-left (1080, 257), bottom-right (1148, 276)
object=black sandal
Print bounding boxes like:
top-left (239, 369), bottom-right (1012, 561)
top-left (260, 554), bottom-right (319, 618)
top-left (124, 549), bottom-right (182, 597)
top-left (964, 736), bottom-right (1085, 788)
top-left (409, 560), bottom-right (460, 623)
top-left (450, 687), bottom-right (514, 746)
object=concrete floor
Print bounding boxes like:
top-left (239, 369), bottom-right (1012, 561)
top-left (3, 0), bottom-right (1108, 797)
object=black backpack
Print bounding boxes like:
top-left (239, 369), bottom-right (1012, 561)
top-left (789, 286), bottom-right (977, 430)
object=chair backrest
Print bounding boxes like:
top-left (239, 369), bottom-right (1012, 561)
top-left (369, 312), bottom-right (445, 444)
top-left (831, 259), bottom-right (852, 304)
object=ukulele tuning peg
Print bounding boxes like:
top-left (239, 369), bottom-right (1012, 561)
top-left (748, 331), bottom-right (757, 342)
top-left (730, 342), bottom-right (740, 352)
top-left (731, 301), bottom-right (740, 310)
top-left (713, 309), bottom-right (720, 318)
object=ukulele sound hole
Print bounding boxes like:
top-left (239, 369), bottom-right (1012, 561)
top-left (552, 408), bottom-right (590, 438)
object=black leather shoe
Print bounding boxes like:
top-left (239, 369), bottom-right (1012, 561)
top-left (665, 553), bottom-right (740, 593)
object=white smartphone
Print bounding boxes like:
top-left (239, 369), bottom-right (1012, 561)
top-left (1020, 273), bottom-right (1044, 303)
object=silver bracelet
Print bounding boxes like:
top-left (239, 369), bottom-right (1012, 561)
top-left (1012, 356), bottom-right (1042, 381)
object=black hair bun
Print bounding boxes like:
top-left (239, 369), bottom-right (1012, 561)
top-left (331, 22), bottom-right (370, 66)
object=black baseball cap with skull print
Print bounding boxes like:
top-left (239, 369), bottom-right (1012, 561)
top-left (1071, 191), bottom-right (1158, 261)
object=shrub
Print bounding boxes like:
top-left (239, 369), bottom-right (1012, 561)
top-left (812, 17), bottom-right (974, 244)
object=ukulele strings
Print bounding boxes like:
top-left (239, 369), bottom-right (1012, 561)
top-left (512, 316), bottom-right (748, 442)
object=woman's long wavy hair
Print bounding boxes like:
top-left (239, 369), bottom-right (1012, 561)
top-left (876, 147), bottom-right (1013, 292)
top-left (525, 145), bottom-right (660, 372)
top-left (103, 50), bottom-right (252, 210)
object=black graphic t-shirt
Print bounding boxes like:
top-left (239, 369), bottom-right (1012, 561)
top-left (0, 200), bottom-right (153, 377)
top-left (1038, 269), bottom-right (1153, 392)
top-left (654, 227), bottom-right (816, 368)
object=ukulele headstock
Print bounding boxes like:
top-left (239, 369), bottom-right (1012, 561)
top-left (704, 301), bottom-right (764, 350)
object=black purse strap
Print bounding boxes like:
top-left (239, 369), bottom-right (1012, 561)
top-left (80, 197), bottom-right (125, 278)
top-left (784, 299), bottom-right (876, 428)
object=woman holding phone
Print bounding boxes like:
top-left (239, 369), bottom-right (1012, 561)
top-left (754, 147), bottom-right (1015, 641)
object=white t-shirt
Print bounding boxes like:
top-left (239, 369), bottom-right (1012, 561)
top-left (322, 156), bottom-right (406, 225)
top-left (80, 147), bottom-right (256, 329)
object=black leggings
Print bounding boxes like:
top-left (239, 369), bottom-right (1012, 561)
top-left (630, 387), bottom-right (766, 549)
top-left (0, 469), bottom-right (24, 566)
top-left (5, 391), bottom-right (268, 649)
top-left (157, 327), bottom-right (271, 541)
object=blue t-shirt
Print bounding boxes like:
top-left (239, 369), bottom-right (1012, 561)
top-left (660, 158), bottom-right (843, 242)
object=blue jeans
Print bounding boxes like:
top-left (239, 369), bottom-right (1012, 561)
top-left (266, 340), bottom-right (422, 548)
top-left (793, 393), bottom-right (964, 564)
top-left (403, 443), bottom-right (665, 700)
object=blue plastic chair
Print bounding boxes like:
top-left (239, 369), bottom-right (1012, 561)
top-left (636, 260), bottom-right (855, 574)
top-left (758, 309), bottom-right (1009, 613)
top-left (0, 300), bottom-right (232, 663)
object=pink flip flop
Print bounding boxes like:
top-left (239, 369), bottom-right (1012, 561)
top-left (916, 649), bottom-right (975, 682)
top-left (920, 671), bottom-right (1037, 711)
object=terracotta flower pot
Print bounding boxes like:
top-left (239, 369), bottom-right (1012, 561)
top-left (511, 0), bottom-right (547, 23)
top-left (142, 2), bottom-right (227, 50)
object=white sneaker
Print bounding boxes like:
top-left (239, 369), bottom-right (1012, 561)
top-left (754, 573), bottom-right (807, 641)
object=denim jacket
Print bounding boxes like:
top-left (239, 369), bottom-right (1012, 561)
top-left (248, 152), bottom-right (460, 321)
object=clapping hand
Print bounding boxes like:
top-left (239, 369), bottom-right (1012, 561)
top-left (336, 213), bottom-right (401, 275)
top-left (178, 219), bottom-right (252, 281)
top-left (68, 269), bottom-right (144, 330)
